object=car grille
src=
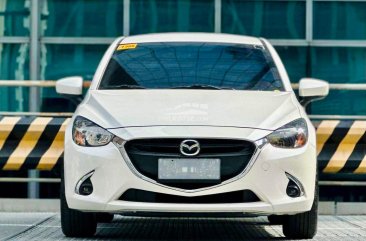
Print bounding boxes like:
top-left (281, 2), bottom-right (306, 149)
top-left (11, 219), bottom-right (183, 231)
top-left (124, 138), bottom-right (256, 189)
top-left (120, 189), bottom-right (260, 204)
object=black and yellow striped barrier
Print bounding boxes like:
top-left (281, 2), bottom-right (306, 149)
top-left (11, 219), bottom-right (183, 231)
top-left (0, 116), bottom-right (69, 171)
top-left (0, 116), bottom-right (365, 175)
top-left (313, 120), bottom-right (366, 174)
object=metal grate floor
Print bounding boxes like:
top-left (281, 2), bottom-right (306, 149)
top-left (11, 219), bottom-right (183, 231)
top-left (1, 213), bottom-right (366, 241)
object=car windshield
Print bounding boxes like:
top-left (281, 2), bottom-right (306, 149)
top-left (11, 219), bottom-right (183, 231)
top-left (99, 42), bottom-right (284, 91)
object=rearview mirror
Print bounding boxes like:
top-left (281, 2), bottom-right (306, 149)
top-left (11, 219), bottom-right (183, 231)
top-left (56, 76), bottom-right (83, 96)
top-left (298, 78), bottom-right (329, 107)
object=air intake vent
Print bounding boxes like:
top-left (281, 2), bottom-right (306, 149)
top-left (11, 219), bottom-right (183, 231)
top-left (120, 189), bottom-right (260, 204)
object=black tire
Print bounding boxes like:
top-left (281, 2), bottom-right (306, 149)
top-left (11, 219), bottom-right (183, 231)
top-left (60, 166), bottom-right (97, 237)
top-left (97, 213), bottom-right (114, 223)
top-left (282, 180), bottom-right (318, 239)
top-left (268, 215), bottom-right (284, 225)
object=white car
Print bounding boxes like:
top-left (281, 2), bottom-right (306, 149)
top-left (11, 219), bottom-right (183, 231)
top-left (56, 33), bottom-right (329, 239)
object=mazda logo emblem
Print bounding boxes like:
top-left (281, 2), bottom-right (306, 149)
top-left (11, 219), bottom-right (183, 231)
top-left (180, 139), bottom-right (200, 156)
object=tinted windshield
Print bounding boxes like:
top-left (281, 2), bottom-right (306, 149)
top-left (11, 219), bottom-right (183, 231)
top-left (99, 42), bottom-right (284, 91)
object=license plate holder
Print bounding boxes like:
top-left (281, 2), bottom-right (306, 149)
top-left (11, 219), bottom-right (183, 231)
top-left (158, 158), bottom-right (220, 182)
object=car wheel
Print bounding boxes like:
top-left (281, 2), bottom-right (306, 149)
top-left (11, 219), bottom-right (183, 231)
top-left (282, 179), bottom-right (318, 239)
top-left (60, 165), bottom-right (97, 237)
top-left (97, 213), bottom-right (114, 223)
top-left (268, 215), bottom-right (284, 225)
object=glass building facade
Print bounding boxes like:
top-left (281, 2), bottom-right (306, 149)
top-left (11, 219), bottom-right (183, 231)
top-left (1, 0), bottom-right (366, 115)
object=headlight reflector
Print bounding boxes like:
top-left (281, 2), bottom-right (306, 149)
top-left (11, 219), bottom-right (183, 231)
top-left (72, 116), bottom-right (113, 146)
top-left (266, 118), bottom-right (308, 148)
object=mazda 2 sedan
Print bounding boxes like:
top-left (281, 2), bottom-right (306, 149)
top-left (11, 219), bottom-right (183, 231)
top-left (56, 33), bottom-right (329, 239)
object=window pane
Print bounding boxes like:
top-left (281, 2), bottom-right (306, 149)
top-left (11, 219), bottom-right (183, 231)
top-left (222, 0), bottom-right (305, 39)
top-left (43, 0), bottom-right (123, 37)
top-left (275, 46), bottom-right (307, 83)
top-left (311, 91), bottom-right (366, 116)
top-left (0, 44), bottom-right (29, 111)
top-left (314, 2), bottom-right (366, 40)
top-left (0, 0), bottom-right (29, 36)
top-left (130, 0), bottom-right (214, 35)
top-left (309, 47), bottom-right (366, 116)
top-left (310, 47), bottom-right (366, 84)
top-left (43, 44), bottom-right (107, 80)
top-left (40, 44), bottom-right (107, 112)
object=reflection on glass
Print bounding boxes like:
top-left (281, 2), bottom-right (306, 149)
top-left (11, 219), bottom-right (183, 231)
top-left (42, 0), bottom-right (123, 37)
top-left (314, 2), bottom-right (366, 40)
top-left (275, 46), bottom-right (307, 83)
top-left (130, 0), bottom-right (214, 35)
top-left (311, 90), bottom-right (366, 116)
top-left (100, 42), bottom-right (284, 91)
top-left (42, 44), bottom-right (107, 80)
top-left (222, 0), bottom-right (305, 39)
top-left (40, 44), bottom-right (107, 112)
top-left (0, 0), bottom-right (29, 36)
top-left (0, 44), bottom-right (29, 111)
top-left (310, 47), bottom-right (366, 84)
top-left (308, 47), bottom-right (366, 115)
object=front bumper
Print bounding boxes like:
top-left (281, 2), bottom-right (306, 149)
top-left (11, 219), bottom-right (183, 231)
top-left (64, 126), bottom-right (316, 216)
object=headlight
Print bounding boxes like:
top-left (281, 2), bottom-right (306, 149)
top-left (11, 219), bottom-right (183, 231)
top-left (266, 118), bottom-right (308, 148)
top-left (72, 116), bottom-right (113, 146)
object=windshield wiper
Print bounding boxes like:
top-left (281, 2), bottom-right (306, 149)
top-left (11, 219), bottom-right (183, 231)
top-left (170, 85), bottom-right (234, 90)
top-left (107, 84), bottom-right (146, 89)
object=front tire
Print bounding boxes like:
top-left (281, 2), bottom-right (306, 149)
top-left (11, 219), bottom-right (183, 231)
top-left (282, 182), bottom-right (318, 239)
top-left (60, 166), bottom-right (97, 237)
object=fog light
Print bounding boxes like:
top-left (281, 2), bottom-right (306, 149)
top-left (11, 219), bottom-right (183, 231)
top-left (287, 182), bottom-right (301, 197)
top-left (75, 171), bottom-right (94, 196)
top-left (285, 172), bottom-right (304, 198)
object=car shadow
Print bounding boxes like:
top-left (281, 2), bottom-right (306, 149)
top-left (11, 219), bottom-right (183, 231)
top-left (93, 216), bottom-right (287, 240)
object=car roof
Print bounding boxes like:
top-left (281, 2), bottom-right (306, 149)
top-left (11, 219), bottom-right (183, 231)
top-left (120, 33), bottom-right (263, 46)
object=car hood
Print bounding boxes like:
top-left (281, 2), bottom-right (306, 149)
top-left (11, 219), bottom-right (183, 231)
top-left (80, 90), bottom-right (301, 131)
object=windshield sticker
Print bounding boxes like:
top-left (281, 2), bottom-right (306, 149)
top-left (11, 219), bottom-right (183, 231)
top-left (117, 43), bottom-right (137, 51)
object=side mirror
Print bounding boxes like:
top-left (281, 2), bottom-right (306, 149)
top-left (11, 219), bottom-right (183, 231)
top-left (56, 76), bottom-right (83, 95)
top-left (298, 78), bottom-right (329, 107)
top-left (56, 76), bottom-right (83, 105)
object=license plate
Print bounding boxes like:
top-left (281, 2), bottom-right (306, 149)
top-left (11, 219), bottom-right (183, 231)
top-left (158, 158), bottom-right (220, 181)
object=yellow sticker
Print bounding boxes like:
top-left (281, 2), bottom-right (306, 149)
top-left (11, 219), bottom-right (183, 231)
top-left (117, 43), bottom-right (137, 51)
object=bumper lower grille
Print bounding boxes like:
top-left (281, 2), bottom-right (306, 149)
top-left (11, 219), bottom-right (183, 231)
top-left (124, 138), bottom-right (256, 189)
top-left (120, 189), bottom-right (260, 204)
